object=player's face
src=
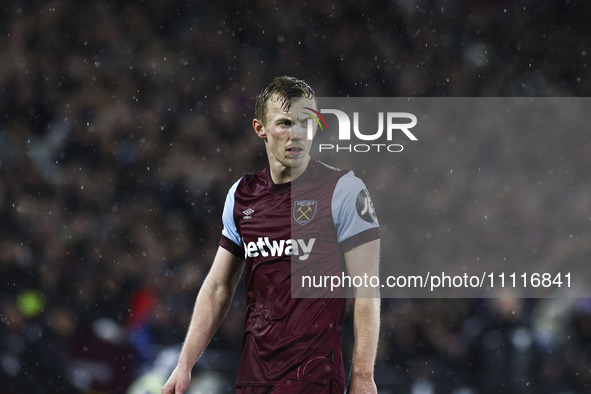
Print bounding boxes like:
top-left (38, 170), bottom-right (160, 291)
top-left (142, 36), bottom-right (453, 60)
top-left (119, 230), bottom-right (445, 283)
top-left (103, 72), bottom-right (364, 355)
top-left (254, 97), bottom-right (316, 182)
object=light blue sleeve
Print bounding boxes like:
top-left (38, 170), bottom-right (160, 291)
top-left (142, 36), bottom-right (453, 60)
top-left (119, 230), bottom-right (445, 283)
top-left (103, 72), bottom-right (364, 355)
top-left (221, 177), bottom-right (243, 247)
top-left (332, 171), bottom-right (379, 244)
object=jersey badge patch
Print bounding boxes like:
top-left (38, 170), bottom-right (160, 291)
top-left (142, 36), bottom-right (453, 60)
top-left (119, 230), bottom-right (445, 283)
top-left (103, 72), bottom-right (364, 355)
top-left (293, 200), bottom-right (317, 225)
top-left (356, 189), bottom-right (377, 223)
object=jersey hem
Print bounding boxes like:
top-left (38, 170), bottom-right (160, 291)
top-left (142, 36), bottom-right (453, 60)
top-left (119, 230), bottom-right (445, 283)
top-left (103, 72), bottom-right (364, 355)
top-left (235, 376), bottom-right (332, 387)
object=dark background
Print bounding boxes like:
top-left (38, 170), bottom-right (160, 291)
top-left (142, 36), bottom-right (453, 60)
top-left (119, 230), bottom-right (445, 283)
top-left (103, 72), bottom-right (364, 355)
top-left (1, 0), bottom-right (591, 393)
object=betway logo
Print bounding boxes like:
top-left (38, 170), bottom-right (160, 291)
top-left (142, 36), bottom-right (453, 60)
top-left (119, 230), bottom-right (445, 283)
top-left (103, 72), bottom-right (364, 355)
top-left (244, 237), bottom-right (316, 261)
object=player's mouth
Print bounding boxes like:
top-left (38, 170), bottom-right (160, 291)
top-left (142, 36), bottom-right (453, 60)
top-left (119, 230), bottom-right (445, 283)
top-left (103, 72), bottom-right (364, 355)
top-left (286, 146), bottom-right (304, 156)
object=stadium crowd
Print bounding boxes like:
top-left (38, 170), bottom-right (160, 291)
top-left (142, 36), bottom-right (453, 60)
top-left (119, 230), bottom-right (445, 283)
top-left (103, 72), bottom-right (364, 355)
top-left (1, 0), bottom-right (591, 393)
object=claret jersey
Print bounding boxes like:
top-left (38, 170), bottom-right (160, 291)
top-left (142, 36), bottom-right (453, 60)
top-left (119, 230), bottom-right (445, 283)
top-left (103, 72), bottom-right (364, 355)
top-left (219, 158), bottom-right (380, 389)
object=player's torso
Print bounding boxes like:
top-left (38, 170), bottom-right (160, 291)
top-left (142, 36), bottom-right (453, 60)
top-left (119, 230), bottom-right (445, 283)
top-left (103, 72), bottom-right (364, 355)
top-left (231, 163), bottom-right (348, 386)
top-left (233, 164), bottom-right (347, 302)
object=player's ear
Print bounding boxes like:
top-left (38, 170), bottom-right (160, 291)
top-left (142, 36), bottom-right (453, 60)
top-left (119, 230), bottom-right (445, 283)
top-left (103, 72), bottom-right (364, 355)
top-left (253, 118), bottom-right (267, 140)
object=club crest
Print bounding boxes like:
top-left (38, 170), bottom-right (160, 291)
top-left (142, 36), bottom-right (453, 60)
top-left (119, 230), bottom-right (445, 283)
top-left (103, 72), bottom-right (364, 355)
top-left (293, 200), bottom-right (317, 225)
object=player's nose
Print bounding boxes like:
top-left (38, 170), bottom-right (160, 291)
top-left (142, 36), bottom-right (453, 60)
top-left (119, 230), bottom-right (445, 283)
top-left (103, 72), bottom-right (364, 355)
top-left (290, 124), bottom-right (304, 140)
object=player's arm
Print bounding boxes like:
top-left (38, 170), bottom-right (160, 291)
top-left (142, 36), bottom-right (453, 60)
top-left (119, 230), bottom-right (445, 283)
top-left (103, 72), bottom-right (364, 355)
top-left (344, 238), bottom-right (380, 394)
top-left (162, 246), bottom-right (244, 394)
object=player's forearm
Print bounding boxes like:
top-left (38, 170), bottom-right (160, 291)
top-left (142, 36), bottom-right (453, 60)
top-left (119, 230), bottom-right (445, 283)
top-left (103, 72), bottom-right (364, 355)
top-left (344, 240), bottom-right (381, 376)
top-left (176, 279), bottom-right (236, 370)
top-left (350, 297), bottom-right (380, 376)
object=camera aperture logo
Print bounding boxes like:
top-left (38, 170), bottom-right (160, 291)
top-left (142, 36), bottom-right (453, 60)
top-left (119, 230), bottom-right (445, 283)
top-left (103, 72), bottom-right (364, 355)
top-left (306, 108), bottom-right (418, 153)
top-left (303, 107), bottom-right (328, 132)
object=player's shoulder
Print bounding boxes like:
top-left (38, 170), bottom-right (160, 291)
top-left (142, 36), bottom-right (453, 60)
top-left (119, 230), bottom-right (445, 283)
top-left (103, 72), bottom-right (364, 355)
top-left (314, 159), bottom-right (342, 173)
top-left (241, 166), bottom-right (268, 182)
top-left (227, 167), bottom-right (269, 196)
top-left (313, 159), bottom-right (367, 185)
top-left (310, 158), bottom-right (351, 180)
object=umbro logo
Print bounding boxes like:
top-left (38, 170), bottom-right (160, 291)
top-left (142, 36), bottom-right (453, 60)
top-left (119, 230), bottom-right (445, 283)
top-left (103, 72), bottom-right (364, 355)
top-left (243, 208), bottom-right (254, 220)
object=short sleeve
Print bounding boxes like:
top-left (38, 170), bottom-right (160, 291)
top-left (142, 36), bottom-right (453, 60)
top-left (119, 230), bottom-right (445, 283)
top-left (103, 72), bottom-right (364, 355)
top-left (332, 171), bottom-right (380, 252)
top-left (219, 178), bottom-right (245, 257)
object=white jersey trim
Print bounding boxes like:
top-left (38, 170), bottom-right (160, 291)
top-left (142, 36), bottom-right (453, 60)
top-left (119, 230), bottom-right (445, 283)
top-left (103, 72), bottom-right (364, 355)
top-left (221, 177), bottom-right (243, 247)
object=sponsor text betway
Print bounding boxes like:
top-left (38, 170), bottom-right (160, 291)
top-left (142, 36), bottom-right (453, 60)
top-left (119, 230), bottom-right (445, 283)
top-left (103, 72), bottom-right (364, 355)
top-left (244, 237), bottom-right (316, 261)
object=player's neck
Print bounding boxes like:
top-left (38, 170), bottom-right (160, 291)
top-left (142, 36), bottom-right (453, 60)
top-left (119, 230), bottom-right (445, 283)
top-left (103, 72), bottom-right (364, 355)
top-left (269, 156), bottom-right (311, 185)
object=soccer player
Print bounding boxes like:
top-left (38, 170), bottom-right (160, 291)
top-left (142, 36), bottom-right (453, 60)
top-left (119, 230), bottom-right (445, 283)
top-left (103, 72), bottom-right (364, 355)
top-left (162, 76), bottom-right (380, 394)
